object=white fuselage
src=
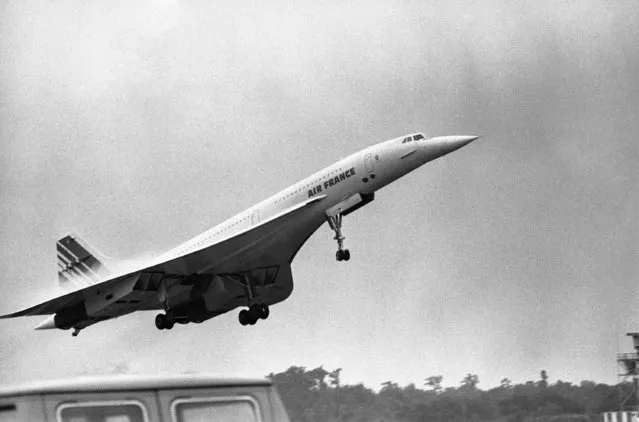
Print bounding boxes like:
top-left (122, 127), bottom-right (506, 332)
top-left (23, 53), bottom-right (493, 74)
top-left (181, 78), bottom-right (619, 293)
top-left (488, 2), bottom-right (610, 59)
top-left (164, 133), bottom-right (478, 261)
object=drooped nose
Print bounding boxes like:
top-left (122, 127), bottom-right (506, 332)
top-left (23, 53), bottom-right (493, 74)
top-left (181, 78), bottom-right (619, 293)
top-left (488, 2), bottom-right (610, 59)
top-left (419, 134), bottom-right (480, 163)
top-left (441, 135), bottom-right (480, 151)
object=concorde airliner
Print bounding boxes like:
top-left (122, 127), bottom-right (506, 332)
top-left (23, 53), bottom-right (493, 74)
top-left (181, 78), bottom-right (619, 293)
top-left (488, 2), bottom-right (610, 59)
top-left (0, 133), bottom-right (478, 336)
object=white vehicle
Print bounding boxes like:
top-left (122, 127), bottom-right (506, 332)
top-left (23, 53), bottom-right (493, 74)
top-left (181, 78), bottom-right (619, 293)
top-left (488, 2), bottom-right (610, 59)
top-left (0, 374), bottom-right (290, 422)
top-left (0, 133), bottom-right (478, 335)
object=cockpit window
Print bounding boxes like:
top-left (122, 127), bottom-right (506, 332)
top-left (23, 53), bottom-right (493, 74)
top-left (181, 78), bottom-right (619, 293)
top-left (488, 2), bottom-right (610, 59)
top-left (402, 137), bottom-right (411, 144)
top-left (413, 134), bottom-right (424, 141)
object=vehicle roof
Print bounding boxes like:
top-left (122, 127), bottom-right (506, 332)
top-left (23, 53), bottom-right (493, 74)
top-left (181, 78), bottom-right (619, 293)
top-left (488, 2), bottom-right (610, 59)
top-left (0, 374), bottom-right (272, 397)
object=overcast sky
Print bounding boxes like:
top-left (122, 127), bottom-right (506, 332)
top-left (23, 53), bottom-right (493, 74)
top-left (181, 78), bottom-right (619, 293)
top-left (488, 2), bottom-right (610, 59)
top-left (1, 0), bottom-right (637, 390)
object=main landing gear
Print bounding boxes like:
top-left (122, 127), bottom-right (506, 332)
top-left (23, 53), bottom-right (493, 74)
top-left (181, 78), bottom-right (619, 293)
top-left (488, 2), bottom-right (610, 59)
top-left (239, 304), bottom-right (270, 326)
top-left (237, 273), bottom-right (269, 326)
top-left (155, 311), bottom-right (199, 330)
top-left (327, 213), bottom-right (350, 262)
top-left (155, 280), bottom-right (177, 330)
top-left (155, 312), bottom-right (175, 330)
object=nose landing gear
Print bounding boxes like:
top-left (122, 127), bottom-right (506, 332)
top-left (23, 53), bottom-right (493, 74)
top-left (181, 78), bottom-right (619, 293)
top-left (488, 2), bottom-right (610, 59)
top-left (328, 213), bottom-right (350, 261)
top-left (336, 249), bottom-right (350, 261)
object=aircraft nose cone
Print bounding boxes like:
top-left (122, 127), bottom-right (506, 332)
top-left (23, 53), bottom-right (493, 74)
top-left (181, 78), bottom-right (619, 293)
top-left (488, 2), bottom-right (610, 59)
top-left (444, 135), bottom-right (480, 151)
top-left (424, 135), bottom-right (480, 158)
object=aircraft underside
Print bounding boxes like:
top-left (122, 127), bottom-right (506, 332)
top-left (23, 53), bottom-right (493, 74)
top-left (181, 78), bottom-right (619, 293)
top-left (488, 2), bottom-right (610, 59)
top-left (151, 194), bottom-right (375, 331)
top-left (21, 192), bottom-right (375, 336)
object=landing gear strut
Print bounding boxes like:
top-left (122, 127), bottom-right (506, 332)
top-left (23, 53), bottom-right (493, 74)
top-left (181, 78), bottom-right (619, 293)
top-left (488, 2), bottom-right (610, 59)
top-left (236, 273), bottom-right (270, 326)
top-left (327, 213), bottom-right (350, 261)
top-left (155, 279), bottom-right (177, 330)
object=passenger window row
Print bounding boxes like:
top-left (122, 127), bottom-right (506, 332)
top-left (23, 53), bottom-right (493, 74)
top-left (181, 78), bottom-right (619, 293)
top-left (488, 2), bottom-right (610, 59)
top-left (184, 213), bottom-right (252, 254)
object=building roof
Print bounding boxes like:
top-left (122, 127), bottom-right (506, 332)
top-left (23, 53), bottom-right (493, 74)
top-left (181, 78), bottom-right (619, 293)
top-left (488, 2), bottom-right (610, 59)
top-left (0, 374), bottom-right (271, 398)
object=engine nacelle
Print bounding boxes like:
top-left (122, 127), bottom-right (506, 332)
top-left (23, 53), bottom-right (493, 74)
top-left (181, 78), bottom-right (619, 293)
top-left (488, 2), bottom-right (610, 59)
top-left (198, 275), bottom-right (229, 312)
top-left (169, 275), bottom-right (229, 322)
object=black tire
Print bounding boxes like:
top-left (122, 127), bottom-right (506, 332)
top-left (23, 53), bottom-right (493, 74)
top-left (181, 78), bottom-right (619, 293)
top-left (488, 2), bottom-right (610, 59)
top-left (336, 250), bottom-right (343, 261)
top-left (248, 305), bottom-right (261, 322)
top-left (165, 319), bottom-right (175, 330)
top-left (239, 309), bottom-right (249, 326)
top-left (259, 304), bottom-right (270, 320)
top-left (343, 249), bottom-right (351, 261)
top-left (155, 314), bottom-right (166, 330)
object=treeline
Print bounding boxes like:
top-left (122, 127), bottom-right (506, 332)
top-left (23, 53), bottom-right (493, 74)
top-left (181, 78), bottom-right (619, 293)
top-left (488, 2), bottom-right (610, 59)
top-left (267, 366), bottom-right (636, 422)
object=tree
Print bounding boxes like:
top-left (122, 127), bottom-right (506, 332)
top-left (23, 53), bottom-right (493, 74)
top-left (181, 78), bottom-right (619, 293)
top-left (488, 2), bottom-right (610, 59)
top-left (308, 366), bottom-right (330, 391)
top-left (267, 365), bottom-right (622, 422)
top-left (328, 368), bottom-right (342, 389)
top-left (381, 381), bottom-right (400, 391)
top-left (460, 374), bottom-right (479, 391)
top-left (425, 375), bottom-right (443, 393)
top-left (266, 366), bottom-right (319, 422)
top-left (539, 370), bottom-right (549, 388)
top-left (328, 369), bottom-right (343, 421)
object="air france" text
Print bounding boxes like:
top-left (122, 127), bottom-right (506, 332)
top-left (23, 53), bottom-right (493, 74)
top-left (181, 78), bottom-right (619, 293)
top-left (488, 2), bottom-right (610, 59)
top-left (308, 167), bottom-right (356, 198)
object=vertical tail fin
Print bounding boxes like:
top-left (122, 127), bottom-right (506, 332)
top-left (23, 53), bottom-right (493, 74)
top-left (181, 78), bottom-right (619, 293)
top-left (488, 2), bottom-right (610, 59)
top-left (57, 234), bottom-right (111, 291)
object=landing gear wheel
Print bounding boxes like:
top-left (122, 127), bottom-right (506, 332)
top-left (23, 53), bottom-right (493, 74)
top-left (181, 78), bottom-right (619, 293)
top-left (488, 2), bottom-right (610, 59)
top-left (258, 304), bottom-right (270, 320)
top-left (165, 319), bottom-right (175, 330)
top-left (248, 304), bottom-right (262, 322)
top-left (343, 249), bottom-right (350, 261)
top-left (155, 313), bottom-right (166, 330)
top-left (239, 309), bottom-right (250, 326)
top-left (336, 250), bottom-right (343, 261)
top-left (240, 304), bottom-right (268, 326)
